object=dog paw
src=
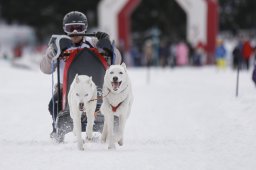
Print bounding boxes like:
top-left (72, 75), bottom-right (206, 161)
top-left (86, 131), bottom-right (93, 140)
top-left (118, 139), bottom-right (123, 146)
top-left (79, 147), bottom-right (84, 151)
top-left (78, 145), bottom-right (84, 151)
top-left (86, 136), bottom-right (93, 141)
top-left (101, 137), bottom-right (106, 143)
top-left (101, 134), bottom-right (106, 143)
top-left (108, 145), bottom-right (116, 150)
top-left (72, 129), bottom-right (78, 136)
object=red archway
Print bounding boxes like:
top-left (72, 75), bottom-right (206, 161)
top-left (118, 0), bottom-right (141, 51)
top-left (99, 0), bottom-right (218, 63)
top-left (206, 0), bottom-right (219, 63)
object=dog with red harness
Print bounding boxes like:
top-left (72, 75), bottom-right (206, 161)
top-left (101, 63), bottom-right (134, 149)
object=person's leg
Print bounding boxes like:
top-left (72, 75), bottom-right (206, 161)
top-left (246, 59), bottom-right (250, 70)
top-left (48, 92), bottom-right (62, 136)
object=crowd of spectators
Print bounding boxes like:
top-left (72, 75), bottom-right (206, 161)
top-left (124, 34), bottom-right (256, 71)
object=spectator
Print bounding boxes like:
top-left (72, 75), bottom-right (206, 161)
top-left (143, 40), bottom-right (153, 67)
top-left (130, 44), bottom-right (141, 67)
top-left (215, 39), bottom-right (227, 68)
top-left (232, 41), bottom-right (242, 70)
top-left (242, 39), bottom-right (253, 70)
top-left (159, 41), bottom-right (169, 67)
top-left (176, 41), bottom-right (188, 66)
top-left (168, 42), bottom-right (176, 68)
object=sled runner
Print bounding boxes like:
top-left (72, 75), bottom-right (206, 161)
top-left (49, 35), bottom-right (118, 142)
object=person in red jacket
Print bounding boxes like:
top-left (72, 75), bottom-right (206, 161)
top-left (242, 40), bottom-right (253, 70)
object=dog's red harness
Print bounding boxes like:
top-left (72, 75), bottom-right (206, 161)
top-left (109, 85), bottom-right (129, 112)
top-left (110, 102), bottom-right (122, 112)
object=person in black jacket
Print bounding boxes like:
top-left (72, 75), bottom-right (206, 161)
top-left (40, 11), bottom-right (122, 140)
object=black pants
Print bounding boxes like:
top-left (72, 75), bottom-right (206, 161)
top-left (244, 58), bottom-right (250, 70)
top-left (48, 92), bottom-right (62, 122)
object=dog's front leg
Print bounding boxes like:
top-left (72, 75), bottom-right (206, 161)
top-left (107, 113), bottom-right (115, 149)
top-left (74, 116), bottom-right (84, 150)
top-left (86, 110), bottom-right (95, 140)
top-left (101, 116), bottom-right (107, 143)
top-left (116, 101), bottom-right (129, 146)
top-left (101, 103), bottom-right (108, 143)
top-left (117, 114), bottom-right (126, 146)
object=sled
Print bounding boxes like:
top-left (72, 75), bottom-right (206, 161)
top-left (49, 35), bottom-right (118, 142)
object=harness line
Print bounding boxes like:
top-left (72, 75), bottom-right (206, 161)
top-left (89, 89), bottom-right (110, 102)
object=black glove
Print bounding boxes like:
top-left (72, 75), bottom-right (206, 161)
top-left (96, 32), bottom-right (109, 40)
top-left (96, 38), bottom-right (113, 57)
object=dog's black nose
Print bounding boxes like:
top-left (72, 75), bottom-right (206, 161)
top-left (79, 102), bottom-right (84, 111)
top-left (113, 76), bottom-right (118, 82)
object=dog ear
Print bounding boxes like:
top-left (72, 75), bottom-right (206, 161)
top-left (75, 74), bottom-right (80, 84)
top-left (121, 62), bottom-right (127, 71)
top-left (88, 76), bottom-right (93, 86)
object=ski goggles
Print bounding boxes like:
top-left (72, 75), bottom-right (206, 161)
top-left (64, 23), bottom-right (87, 35)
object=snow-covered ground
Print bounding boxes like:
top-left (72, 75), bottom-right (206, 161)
top-left (0, 60), bottom-right (256, 170)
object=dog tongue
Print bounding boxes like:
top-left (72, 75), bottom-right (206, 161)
top-left (111, 82), bottom-right (119, 90)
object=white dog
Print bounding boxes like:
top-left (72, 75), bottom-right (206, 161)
top-left (68, 74), bottom-right (97, 150)
top-left (101, 63), bottom-right (133, 149)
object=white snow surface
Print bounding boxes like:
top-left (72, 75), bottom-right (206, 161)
top-left (0, 60), bottom-right (256, 170)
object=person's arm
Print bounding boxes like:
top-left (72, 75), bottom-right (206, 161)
top-left (94, 32), bottom-right (122, 65)
top-left (113, 47), bottom-right (122, 64)
top-left (40, 45), bottom-right (56, 74)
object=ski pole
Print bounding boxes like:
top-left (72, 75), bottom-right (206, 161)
top-left (236, 57), bottom-right (240, 97)
top-left (146, 57), bottom-right (151, 84)
top-left (69, 33), bottom-right (96, 37)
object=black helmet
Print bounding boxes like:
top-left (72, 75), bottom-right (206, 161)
top-left (63, 11), bottom-right (88, 35)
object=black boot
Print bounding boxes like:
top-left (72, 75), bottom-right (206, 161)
top-left (50, 123), bottom-right (57, 138)
top-left (50, 122), bottom-right (65, 143)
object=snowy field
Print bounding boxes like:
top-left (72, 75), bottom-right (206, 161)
top-left (0, 59), bottom-right (256, 170)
